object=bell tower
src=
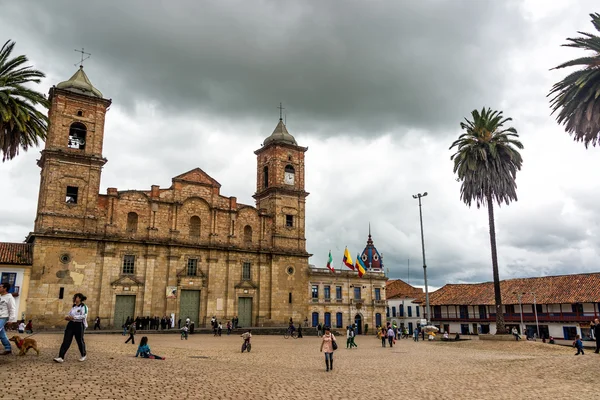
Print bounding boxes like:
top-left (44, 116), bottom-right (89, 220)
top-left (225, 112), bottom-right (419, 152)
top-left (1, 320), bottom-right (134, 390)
top-left (34, 66), bottom-right (112, 234)
top-left (254, 117), bottom-right (309, 251)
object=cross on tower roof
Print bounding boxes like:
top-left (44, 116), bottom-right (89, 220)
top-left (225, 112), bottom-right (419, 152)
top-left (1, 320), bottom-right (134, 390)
top-left (74, 48), bottom-right (91, 68)
top-left (277, 102), bottom-right (285, 121)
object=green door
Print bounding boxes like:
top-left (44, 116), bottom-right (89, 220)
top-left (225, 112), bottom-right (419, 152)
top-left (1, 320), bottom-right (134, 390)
top-left (114, 295), bottom-right (136, 328)
top-left (238, 297), bottom-right (252, 328)
top-left (179, 290), bottom-right (200, 324)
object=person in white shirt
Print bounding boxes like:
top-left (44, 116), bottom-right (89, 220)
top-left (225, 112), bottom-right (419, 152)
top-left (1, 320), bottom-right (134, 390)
top-left (18, 320), bottom-right (25, 333)
top-left (0, 282), bottom-right (17, 355)
top-left (54, 293), bottom-right (88, 363)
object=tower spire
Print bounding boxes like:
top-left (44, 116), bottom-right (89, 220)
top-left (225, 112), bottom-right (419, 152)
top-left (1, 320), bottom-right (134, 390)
top-left (277, 102), bottom-right (285, 121)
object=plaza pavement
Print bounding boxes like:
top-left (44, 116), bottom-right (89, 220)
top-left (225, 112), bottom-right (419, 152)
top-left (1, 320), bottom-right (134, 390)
top-left (0, 332), bottom-right (597, 399)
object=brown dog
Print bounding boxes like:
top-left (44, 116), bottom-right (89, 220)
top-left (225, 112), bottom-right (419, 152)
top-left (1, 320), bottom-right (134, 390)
top-left (9, 335), bottom-right (39, 356)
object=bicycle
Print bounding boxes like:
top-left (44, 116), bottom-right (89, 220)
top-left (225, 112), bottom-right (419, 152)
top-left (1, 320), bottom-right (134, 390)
top-left (283, 328), bottom-right (298, 339)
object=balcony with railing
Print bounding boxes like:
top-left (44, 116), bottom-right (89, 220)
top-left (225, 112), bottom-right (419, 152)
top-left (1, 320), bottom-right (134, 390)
top-left (432, 311), bottom-right (600, 323)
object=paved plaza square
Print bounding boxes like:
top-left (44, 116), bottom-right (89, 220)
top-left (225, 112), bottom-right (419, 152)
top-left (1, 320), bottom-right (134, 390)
top-left (0, 332), bottom-right (596, 399)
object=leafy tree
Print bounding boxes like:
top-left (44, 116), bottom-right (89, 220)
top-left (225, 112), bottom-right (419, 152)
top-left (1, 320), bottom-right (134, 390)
top-left (549, 13), bottom-right (600, 148)
top-left (450, 108), bottom-right (524, 334)
top-left (0, 40), bottom-right (48, 161)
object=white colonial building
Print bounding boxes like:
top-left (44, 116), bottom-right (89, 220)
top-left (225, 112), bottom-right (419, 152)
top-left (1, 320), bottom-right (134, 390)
top-left (429, 272), bottom-right (600, 340)
top-left (385, 279), bottom-right (425, 333)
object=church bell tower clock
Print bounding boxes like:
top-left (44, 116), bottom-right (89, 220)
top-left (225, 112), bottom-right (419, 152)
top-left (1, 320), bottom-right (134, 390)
top-left (254, 114), bottom-right (309, 251)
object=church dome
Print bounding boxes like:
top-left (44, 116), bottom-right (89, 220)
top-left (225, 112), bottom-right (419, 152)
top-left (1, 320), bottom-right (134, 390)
top-left (359, 227), bottom-right (384, 270)
top-left (56, 66), bottom-right (103, 98)
top-left (263, 119), bottom-right (297, 146)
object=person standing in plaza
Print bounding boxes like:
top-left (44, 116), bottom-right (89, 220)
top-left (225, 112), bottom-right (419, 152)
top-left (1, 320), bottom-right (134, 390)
top-left (413, 327), bottom-right (419, 342)
top-left (574, 335), bottom-right (585, 355)
top-left (125, 321), bottom-right (136, 344)
top-left (593, 318), bottom-right (600, 354)
top-left (320, 326), bottom-right (336, 372)
top-left (387, 326), bottom-right (395, 347)
top-left (53, 293), bottom-right (88, 363)
top-left (0, 282), bottom-right (17, 355)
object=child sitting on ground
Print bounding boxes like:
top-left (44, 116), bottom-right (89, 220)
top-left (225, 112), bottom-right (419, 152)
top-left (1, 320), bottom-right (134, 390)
top-left (135, 336), bottom-right (165, 360)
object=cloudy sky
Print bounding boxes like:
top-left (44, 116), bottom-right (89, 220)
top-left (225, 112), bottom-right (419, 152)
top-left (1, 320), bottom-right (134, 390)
top-left (1, 0), bottom-right (599, 288)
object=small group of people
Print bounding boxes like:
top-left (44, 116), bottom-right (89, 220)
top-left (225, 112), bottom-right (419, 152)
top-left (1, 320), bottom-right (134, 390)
top-left (376, 323), bottom-right (397, 347)
top-left (346, 325), bottom-right (357, 348)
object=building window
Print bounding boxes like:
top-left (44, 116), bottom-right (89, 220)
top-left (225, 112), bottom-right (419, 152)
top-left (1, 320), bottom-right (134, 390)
top-left (126, 212), bottom-right (138, 233)
top-left (0, 273), bottom-right (17, 294)
top-left (263, 166), bottom-right (269, 188)
top-left (407, 306), bottom-right (412, 317)
top-left (59, 287), bottom-right (64, 299)
top-left (243, 225), bottom-right (252, 244)
top-left (572, 303), bottom-right (584, 315)
top-left (324, 286), bottom-right (331, 299)
top-left (122, 255), bottom-right (135, 275)
top-left (66, 186), bottom-right (78, 204)
top-left (285, 215), bottom-right (293, 227)
top-left (187, 258), bottom-right (198, 276)
top-left (311, 285), bottom-right (318, 299)
top-left (312, 312), bottom-right (319, 327)
top-left (386, 307), bottom-right (390, 318)
top-left (392, 306), bottom-right (396, 317)
top-left (189, 216), bottom-right (200, 238)
top-left (324, 312), bottom-right (331, 328)
top-left (68, 122), bottom-right (87, 150)
top-left (416, 306), bottom-right (420, 317)
top-left (535, 304), bottom-right (543, 314)
top-left (242, 262), bottom-right (251, 281)
top-left (289, 293), bottom-right (292, 304)
top-left (336, 312), bottom-right (343, 328)
top-left (77, 110), bottom-right (83, 117)
top-left (375, 288), bottom-right (381, 301)
top-left (376, 313), bottom-right (382, 327)
top-left (399, 305), bottom-right (404, 317)
top-left (335, 286), bottom-right (342, 300)
top-left (505, 304), bottom-right (515, 314)
top-left (354, 287), bottom-right (361, 300)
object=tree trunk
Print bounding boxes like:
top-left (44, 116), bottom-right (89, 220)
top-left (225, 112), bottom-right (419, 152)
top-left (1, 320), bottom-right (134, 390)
top-left (487, 192), bottom-right (506, 334)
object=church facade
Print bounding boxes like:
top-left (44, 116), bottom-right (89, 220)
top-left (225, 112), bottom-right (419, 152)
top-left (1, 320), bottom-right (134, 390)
top-left (21, 66), bottom-right (387, 330)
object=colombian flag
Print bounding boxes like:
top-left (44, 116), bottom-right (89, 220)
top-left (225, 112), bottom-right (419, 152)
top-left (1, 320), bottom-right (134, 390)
top-left (343, 247), bottom-right (354, 270)
top-left (326, 250), bottom-right (334, 272)
top-left (355, 254), bottom-right (367, 278)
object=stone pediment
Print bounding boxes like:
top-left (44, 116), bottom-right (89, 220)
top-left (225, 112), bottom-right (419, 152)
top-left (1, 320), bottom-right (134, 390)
top-left (173, 168), bottom-right (221, 188)
top-left (111, 275), bottom-right (144, 287)
top-left (234, 280), bottom-right (259, 289)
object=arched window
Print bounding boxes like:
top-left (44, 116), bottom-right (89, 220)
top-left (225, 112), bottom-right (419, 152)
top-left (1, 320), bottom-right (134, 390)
top-left (126, 212), bottom-right (138, 233)
top-left (311, 312), bottom-right (319, 327)
top-left (376, 313), bottom-right (382, 327)
top-left (285, 165), bottom-right (295, 174)
top-left (263, 166), bottom-right (269, 188)
top-left (336, 312), bottom-right (343, 328)
top-left (189, 216), bottom-right (200, 238)
top-left (243, 225), bottom-right (252, 244)
top-left (324, 312), bottom-right (331, 328)
top-left (68, 122), bottom-right (87, 150)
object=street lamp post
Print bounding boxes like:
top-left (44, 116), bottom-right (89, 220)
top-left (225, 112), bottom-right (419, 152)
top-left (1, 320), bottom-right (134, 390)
top-left (532, 292), bottom-right (540, 339)
top-left (412, 192), bottom-right (430, 325)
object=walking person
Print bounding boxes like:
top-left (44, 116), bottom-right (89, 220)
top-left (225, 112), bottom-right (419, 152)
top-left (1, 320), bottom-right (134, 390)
top-left (320, 326), bottom-right (337, 372)
top-left (574, 335), bottom-right (585, 355)
top-left (512, 327), bottom-right (521, 341)
top-left (53, 293), bottom-right (88, 363)
top-left (593, 318), bottom-right (600, 354)
top-left (0, 282), bottom-right (17, 355)
top-left (387, 326), bottom-right (395, 347)
top-left (413, 328), bottom-right (419, 342)
top-left (125, 321), bottom-right (137, 344)
top-left (94, 316), bottom-right (101, 330)
top-left (297, 324), bottom-right (303, 338)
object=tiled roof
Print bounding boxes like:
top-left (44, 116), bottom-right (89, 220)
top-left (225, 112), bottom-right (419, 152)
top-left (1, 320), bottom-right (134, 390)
top-left (429, 273), bottom-right (600, 305)
top-left (0, 243), bottom-right (33, 265)
top-left (386, 279), bottom-right (423, 300)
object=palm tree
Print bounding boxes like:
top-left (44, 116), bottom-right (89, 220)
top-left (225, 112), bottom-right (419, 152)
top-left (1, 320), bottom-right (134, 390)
top-left (0, 39), bottom-right (48, 162)
top-left (449, 108), bottom-right (524, 335)
top-left (549, 13), bottom-right (600, 148)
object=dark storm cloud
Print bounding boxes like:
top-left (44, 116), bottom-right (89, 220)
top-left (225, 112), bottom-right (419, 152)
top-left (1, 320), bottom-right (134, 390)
top-left (3, 0), bottom-right (527, 135)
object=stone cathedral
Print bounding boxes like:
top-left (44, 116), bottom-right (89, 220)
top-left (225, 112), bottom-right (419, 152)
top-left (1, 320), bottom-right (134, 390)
top-left (22, 66), bottom-right (387, 329)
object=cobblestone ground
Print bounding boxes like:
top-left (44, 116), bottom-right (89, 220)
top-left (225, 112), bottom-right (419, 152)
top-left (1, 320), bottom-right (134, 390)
top-left (0, 333), bottom-right (596, 399)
